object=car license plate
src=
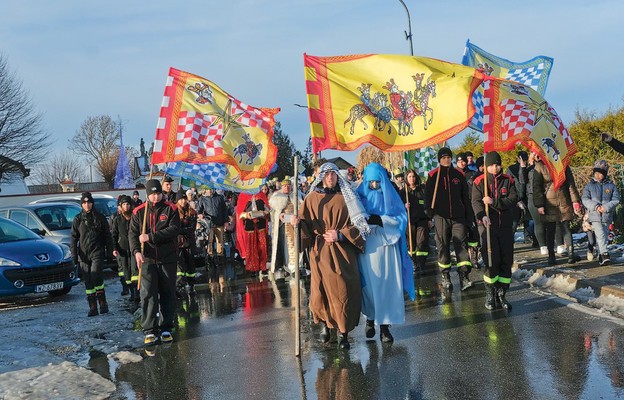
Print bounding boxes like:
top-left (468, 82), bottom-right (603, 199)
top-left (35, 282), bottom-right (64, 293)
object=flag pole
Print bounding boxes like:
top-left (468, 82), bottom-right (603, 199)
top-left (293, 155), bottom-right (301, 357)
top-left (138, 164), bottom-right (154, 291)
top-left (483, 153), bottom-right (492, 270)
top-left (404, 181), bottom-right (413, 255)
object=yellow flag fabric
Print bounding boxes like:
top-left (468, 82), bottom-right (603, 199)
top-left (483, 78), bottom-right (577, 190)
top-left (304, 54), bottom-right (484, 153)
top-left (152, 67), bottom-right (279, 180)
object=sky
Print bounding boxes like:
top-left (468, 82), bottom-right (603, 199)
top-left (1, 0), bottom-right (623, 171)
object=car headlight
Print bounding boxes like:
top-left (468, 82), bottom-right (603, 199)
top-left (60, 244), bottom-right (72, 261)
top-left (0, 257), bottom-right (20, 266)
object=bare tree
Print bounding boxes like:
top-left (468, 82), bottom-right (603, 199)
top-left (69, 115), bottom-right (120, 187)
top-left (0, 55), bottom-right (51, 182)
top-left (31, 152), bottom-right (86, 185)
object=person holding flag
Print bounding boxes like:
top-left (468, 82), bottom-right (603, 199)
top-left (399, 169), bottom-right (430, 277)
top-left (175, 190), bottom-right (198, 295)
top-left (425, 147), bottom-right (473, 292)
top-left (471, 152), bottom-right (518, 310)
top-left (129, 179), bottom-right (180, 346)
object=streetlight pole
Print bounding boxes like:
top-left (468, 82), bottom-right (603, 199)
top-left (398, 0), bottom-right (414, 56)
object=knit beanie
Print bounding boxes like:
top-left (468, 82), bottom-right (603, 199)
top-left (593, 159), bottom-right (609, 176)
top-left (484, 152), bottom-right (502, 166)
top-left (437, 147), bottom-right (453, 161)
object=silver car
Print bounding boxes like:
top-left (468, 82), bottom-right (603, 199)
top-left (0, 203), bottom-right (82, 247)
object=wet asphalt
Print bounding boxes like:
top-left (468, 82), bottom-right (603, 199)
top-left (90, 260), bottom-right (624, 400)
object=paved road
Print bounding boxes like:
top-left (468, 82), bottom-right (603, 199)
top-left (97, 269), bottom-right (624, 400)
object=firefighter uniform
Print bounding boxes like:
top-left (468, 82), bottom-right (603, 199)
top-left (471, 151), bottom-right (518, 311)
top-left (399, 174), bottom-right (429, 276)
top-left (111, 195), bottom-right (139, 301)
top-left (71, 191), bottom-right (113, 317)
top-left (130, 180), bottom-right (181, 344)
top-left (425, 148), bottom-right (473, 291)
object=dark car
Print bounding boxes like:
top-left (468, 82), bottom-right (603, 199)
top-left (0, 217), bottom-right (80, 297)
top-left (0, 203), bottom-right (82, 247)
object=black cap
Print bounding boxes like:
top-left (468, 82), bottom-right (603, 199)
top-left (175, 190), bottom-right (186, 202)
top-left (517, 150), bottom-right (528, 162)
top-left (456, 152), bottom-right (467, 162)
top-left (465, 151), bottom-right (474, 157)
top-left (437, 147), bottom-right (453, 161)
top-left (132, 190), bottom-right (139, 196)
top-left (476, 156), bottom-right (484, 169)
top-left (81, 192), bottom-right (94, 204)
top-left (485, 152), bottom-right (502, 166)
top-left (163, 175), bottom-right (174, 183)
top-left (145, 179), bottom-right (163, 195)
top-left (117, 195), bottom-right (131, 206)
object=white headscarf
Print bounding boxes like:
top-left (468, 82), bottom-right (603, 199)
top-left (309, 162), bottom-right (370, 239)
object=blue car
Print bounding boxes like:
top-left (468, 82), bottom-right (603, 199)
top-left (0, 217), bottom-right (80, 297)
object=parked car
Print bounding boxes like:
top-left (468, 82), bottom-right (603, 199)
top-left (0, 203), bottom-right (82, 247)
top-left (30, 194), bottom-right (119, 223)
top-left (0, 216), bottom-right (80, 297)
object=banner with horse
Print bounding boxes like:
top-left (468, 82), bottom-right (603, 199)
top-left (151, 67), bottom-right (279, 180)
top-left (304, 54), bottom-right (484, 154)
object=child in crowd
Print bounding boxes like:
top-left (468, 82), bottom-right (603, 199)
top-left (581, 160), bottom-right (620, 265)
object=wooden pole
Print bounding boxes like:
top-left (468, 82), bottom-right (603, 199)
top-left (404, 183), bottom-right (413, 255)
top-left (430, 165), bottom-right (441, 209)
top-left (483, 154), bottom-right (492, 269)
top-left (138, 161), bottom-right (156, 290)
top-left (293, 156), bottom-right (301, 357)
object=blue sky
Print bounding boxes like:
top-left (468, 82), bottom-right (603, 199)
top-left (1, 0), bottom-right (623, 167)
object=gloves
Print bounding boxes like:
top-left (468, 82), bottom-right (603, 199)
top-left (425, 208), bottom-right (433, 219)
top-left (573, 202), bottom-right (581, 213)
top-left (367, 214), bottom-right (383, 226)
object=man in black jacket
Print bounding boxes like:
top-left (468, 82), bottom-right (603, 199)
top-left (197, 187), bottom-right (228, 265)
top-left (130, 179), bottom-right (181, 345)
top-left (111, 195), bottom-right (138, 301)
top-left (71, 192), bottom-right (114, 317)
top-left (472, 152), bottom-right (518, 311)
top-left (425, 147), bottom-right (474, 291)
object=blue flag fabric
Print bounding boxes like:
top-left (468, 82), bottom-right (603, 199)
top-left (462, 40), bottom-right (554, 132)
top-left (113, 133), bottom-right (135, 189)
top-left (165, 161), bottom-right (266, 194)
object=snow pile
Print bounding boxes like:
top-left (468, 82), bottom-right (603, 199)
top-left (589, 294), bottom-right (624, 317)
top-left (512, 268), bottom-right (536, 281)
top-left (526, 273), bottom-right (578, 293)
top-left (569, 287), bottom-right (596, 303)
top-left (108, 350), bottom-right (142, 364)
top-left (0, 361), bottom-right (115, 400)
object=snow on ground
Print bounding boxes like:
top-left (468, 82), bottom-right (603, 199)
top-left (0, 277), bottom-right (144, 399)
top-left (108, 350), bottom-right (143, 364)
top-left (0, 361), bottom-right (116, 400)
top-left (513, 260), bottom-right (624, 318)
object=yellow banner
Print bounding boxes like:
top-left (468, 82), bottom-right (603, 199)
top-left (483, 78), bottom-right (577, 190)
top-left (304, 54), bottom-right (484, 153)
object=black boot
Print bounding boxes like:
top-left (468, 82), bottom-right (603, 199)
top-left (458, 268), bottom-right (473, 291)
top-left (96, 290), bottom-right (109, 314)
top-left (319, 322), bottom-right (330, 343)
top-left (496, 284), bottom-right (512, 311)
top-left (87, 293), bottom-right (98, 317)
top-left (567, 246), bottom-right (580, 264)
top-left (120, 277), bottom-right (129, 296)
top-left (547, 249), bottom-right (557, 266)
top-left (338, 332), bottom-right (350, 350)
top-left (411, 256), bottom-right (421, 278)
top-left (380, 325), bottom-right (394, 343)
top-left (365, 320), bottom-right (375, 339)
top-left (484, 284), bottom-right (496, 310)
top-left (440, 270), bottom-right (453, 290)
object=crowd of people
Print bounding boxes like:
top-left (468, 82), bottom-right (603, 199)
top-left (68, 133), bottom-right (622, 349)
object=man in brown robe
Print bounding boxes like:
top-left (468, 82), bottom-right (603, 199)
top-left (298, 162), bottom-right (370, 350)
